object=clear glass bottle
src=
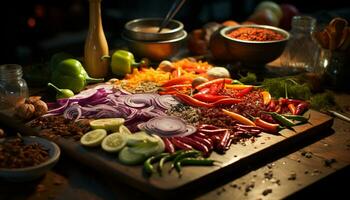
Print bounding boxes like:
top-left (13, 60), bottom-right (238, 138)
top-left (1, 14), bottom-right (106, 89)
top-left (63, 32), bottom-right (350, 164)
top-left (281, 16), bottom-right (321, 74)
top-left (84, 0), bottom-right (109, 78)
top-left (0, 64), bottom-right (28, 112)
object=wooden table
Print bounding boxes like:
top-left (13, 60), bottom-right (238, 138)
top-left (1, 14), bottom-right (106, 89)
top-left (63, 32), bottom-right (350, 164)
top-left (1, 93), bottom-right (349, 200)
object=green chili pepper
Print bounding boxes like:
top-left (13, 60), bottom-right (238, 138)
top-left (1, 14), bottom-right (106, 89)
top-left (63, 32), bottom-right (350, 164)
top-left (170, 150), bottom-right (201, 173)
top-left (269, 112), bottom-right (297, 127)
top-left (48, 83), bottom-right (74, 99)
top-left (282, 114), bottom-right (310, 123)
top-left (232, 80), bottom-right (244, 85)
top-left (175, 158), bottom-right (216, 176)
top-left (51, 58), bottom-right (104, 93)
top-left (143, 153), bottom-right (169, 175)
top-left (158, 150), bottom-right (183, 175)
top-left (49, 52), bottom-right (73, 72)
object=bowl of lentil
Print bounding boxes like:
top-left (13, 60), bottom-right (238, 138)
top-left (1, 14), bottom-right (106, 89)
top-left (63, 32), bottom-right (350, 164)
top-left (220, 24), bottom-right (290, 65)
top-left (0, 136), bottom-right (60, 182)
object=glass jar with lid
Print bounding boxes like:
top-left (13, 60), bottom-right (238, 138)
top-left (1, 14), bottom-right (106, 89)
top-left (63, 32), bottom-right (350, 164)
top-left (0, 64), bottom-right (28, 112)
top-left (280, 15), bottom-right (321, 74)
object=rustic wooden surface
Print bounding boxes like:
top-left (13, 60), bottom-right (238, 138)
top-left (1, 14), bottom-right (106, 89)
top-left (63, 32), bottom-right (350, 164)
top-left (0, 94), bottom-right (349, 200)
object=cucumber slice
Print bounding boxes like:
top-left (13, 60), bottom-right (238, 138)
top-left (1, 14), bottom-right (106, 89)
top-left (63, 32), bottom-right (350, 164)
top-left (118, 147), bottom-right (146, 165)
top-left (80, 129), bottom-right (107, 147)
top-left (126, 132), bottom-right (150, 146)
top-left (101, 133), bottom-right (127, 153)
top-left (151, 134), bottom-right (165, 154)
top-left (129, 141), bottom-right (159, 157)
top-left (90, 118), bottom-right (125, 132)
top-left (119, 125), bottom-right (132, 135)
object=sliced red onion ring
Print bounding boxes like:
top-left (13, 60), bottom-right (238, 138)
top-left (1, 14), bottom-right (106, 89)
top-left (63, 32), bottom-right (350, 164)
top-left (48, 99), bottom-right (69, 114)
top-left (63, 104), bottom-right (82, 121)
top-left (123, 94), bottom-right (156, 108)
top-left (155, 95), bottom-right (180, 110)
top-left (144, 116), bottom-right (187, 135)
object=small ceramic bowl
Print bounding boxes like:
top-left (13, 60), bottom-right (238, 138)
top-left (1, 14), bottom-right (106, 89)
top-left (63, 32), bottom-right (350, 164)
top-left (124, 18), bottom-right (184, 41)
top-left (0, 136), bottom-right (60, 182)
top-left (220, 25), bottom-right (290, 65)
top-left (123, 18), bottom-right (187, 61)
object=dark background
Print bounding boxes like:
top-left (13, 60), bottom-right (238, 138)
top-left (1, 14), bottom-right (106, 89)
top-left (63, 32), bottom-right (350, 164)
top-left (1, 0), bottom-right (349, 65)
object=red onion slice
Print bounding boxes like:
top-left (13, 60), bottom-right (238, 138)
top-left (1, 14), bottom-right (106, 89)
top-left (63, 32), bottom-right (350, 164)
top-left (155, 95), bottom-right (180, 109)
top-left (123, 94), bottom-right (156, 108)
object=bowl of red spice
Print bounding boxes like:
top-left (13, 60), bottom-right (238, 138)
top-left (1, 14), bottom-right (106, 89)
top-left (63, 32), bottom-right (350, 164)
top-left (0, 136), bottom-right (60, 182)
top-left (220, 25), bottom-right (289, 65)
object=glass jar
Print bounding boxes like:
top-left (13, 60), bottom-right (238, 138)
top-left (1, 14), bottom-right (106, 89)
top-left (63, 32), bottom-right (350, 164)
top-left (319, 49), bottom-right (350, 90)
top-left (280, 16), bottom-right (321, 74)
top-left (0, 64), bottom-right (28, 112)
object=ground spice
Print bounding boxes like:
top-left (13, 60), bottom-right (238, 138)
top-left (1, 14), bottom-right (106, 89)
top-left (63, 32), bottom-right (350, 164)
top-left (227, 27), bottom-right (284, 41)
top-left (0, 137), bottom-right (49, 168)
top-left (30, 116), bottom-right (91, 140)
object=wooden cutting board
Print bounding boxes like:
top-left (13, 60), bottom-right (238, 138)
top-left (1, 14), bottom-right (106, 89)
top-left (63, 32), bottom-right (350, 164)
top-left (53, 109), bottom-right (333, 198)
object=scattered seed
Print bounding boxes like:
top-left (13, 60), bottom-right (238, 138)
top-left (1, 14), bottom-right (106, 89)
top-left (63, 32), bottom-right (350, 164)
top-left (324, 158), bottom-right (336, 167)
top-left (267, 163), bottom-right (273, 169)
top-left (288, 172), bottom-right (297, 180)
top-left (230, 183), bottom-right (238, 188)
top-left (262, 188), bottom-right (272, 196)
top-left (304, 170), bottom-right (309, 174)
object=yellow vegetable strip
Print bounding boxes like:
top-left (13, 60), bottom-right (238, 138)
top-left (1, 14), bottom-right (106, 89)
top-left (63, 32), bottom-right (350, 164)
top-left (222, 109), bottom-right (256, 126)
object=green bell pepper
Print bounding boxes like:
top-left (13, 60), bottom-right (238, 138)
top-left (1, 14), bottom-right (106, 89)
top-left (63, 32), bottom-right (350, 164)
top-left (49, 52), bottom-right (73, 72)
top-left (103, 50), bottom-right (149, 77)
top-left (51, 58), bottom-right (103, 93)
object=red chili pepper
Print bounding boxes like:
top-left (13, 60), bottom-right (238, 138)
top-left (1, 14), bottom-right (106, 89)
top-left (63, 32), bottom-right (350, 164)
top-left (212, 98), bottom-right (242, 106)
top-left (288, 103), bottom-right (297, 115)
top-left (176, 137), bottom-right (210, 156)
top-left (192, 94), bottom-right (231, 103)
top-left (170, 138), bottom-right (193, 150)
top-left (173, 93), bottom-right (213, 108)
top-left (217, 130), bottom-right (230, 153)
top-left (198, 124), bottom-right (220, 130)
top-left (199, 128), bottom-right (228, 135)
top-left (236, 86), bottom-right (253, 97)
top-left (267, 99), bottom-right (277, 111)
top-left (225, 138), bottom-right (233, 150)
top-left (210, 135), bottom-right (221, 148)
top-left (208, 84), bottom-right (219, 95)
top-left (191, 135), bottom-right (213, 150)
top-left (163, 84), bottom-right (192, 91)
top-left (253, 117), bottom-right (280, 134)
top-left (195, 78), bottom-right (233, 91)
top-left (162, 77), bottom-right (193, 87)
top-left (158, 91), bottom-right (178, 95)
top-left (279, 98), bottom-right (303, 106)
top-left (295, 102), bottom-right (309, 115)
top-left (197, 88), bottom-right (210, 95)
top-left (162, 138), bottom-right (175, 153)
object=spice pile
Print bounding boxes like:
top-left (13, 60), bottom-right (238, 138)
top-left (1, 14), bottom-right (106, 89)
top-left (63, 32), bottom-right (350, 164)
top-left (227, 27), bottom-right (285, 41)
top-left (30, 116), bottom-right (91, 140)
top-left (0, 137), bottom-right (49, 168)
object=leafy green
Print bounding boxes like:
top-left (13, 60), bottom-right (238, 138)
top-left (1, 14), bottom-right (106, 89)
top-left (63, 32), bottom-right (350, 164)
top-left (262, 77), bottom-right (312, 100)
top-left (310, 91), bottom-right (336, 111)
top-left (239, 72), bottom-right (257, 85)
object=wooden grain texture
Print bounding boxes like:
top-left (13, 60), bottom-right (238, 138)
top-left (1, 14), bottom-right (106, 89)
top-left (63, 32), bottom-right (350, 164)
top-left (51, 109), bottom-right (333, 198)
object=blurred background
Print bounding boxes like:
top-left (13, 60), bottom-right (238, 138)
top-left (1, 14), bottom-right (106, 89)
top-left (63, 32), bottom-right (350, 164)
top-left (1, 0), bottom-right (349, 65)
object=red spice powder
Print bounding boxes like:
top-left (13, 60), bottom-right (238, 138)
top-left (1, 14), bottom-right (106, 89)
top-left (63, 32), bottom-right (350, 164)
top-left (227, 27), bottom-right (284, 41)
